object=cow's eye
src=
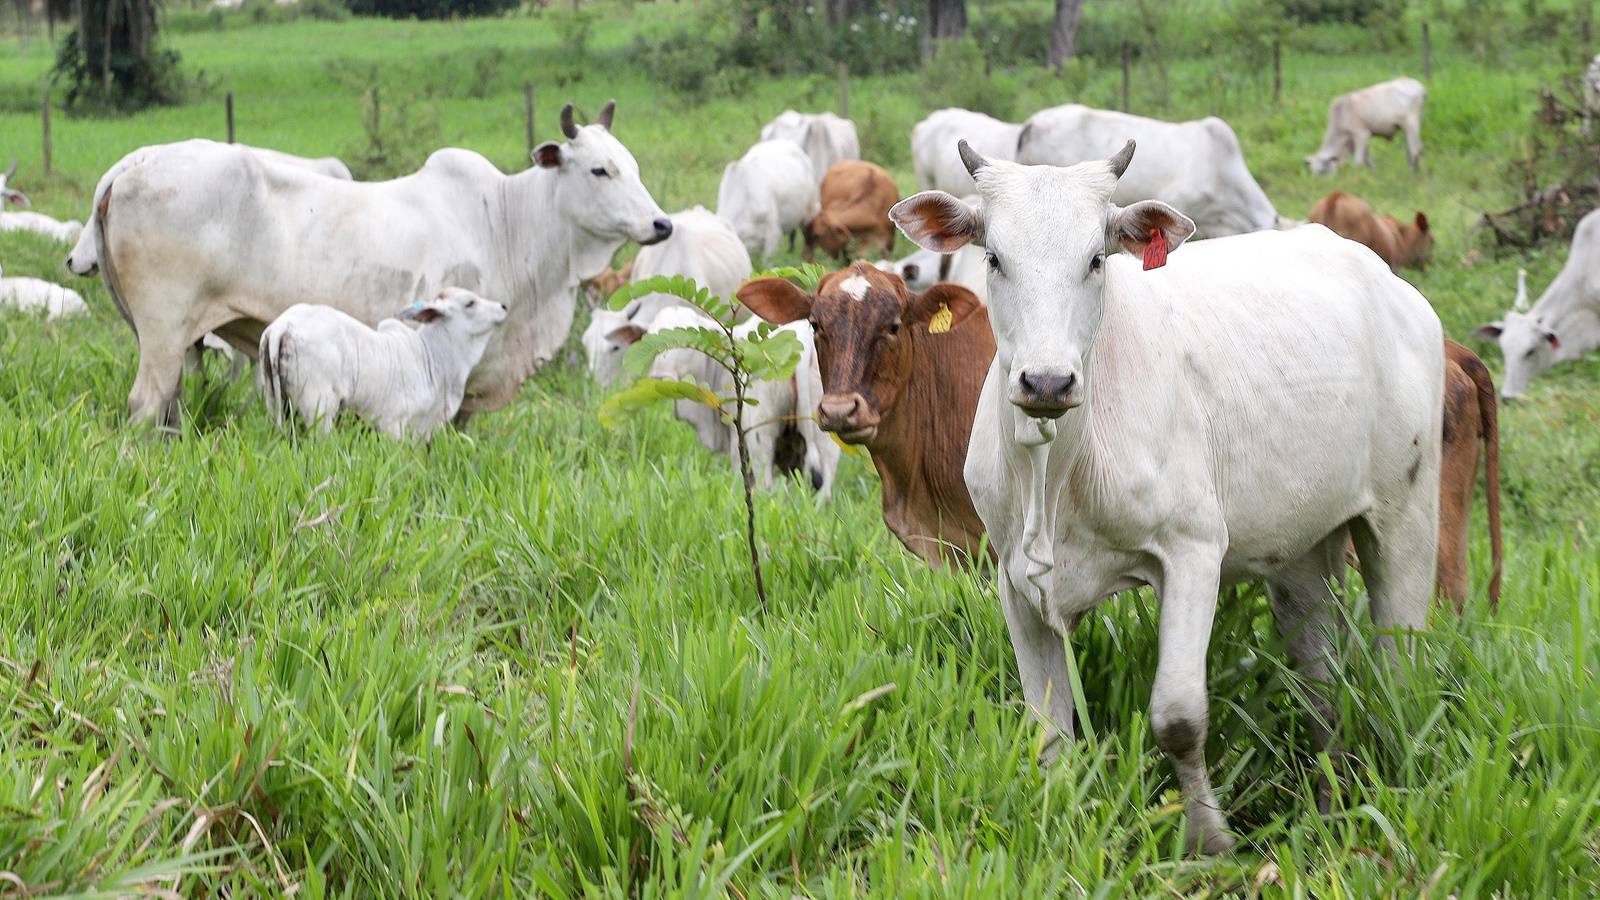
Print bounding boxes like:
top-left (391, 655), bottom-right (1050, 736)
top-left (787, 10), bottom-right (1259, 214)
top-left (1089, 254), bottom-right (1104, 274)
top-left (465, 299), bottom-right (476, 308)
top-left (1524, 348), bottom-right (1537, 359)
top-left (809, 319), bottom-right (823, 336)
top-left (986, 251), bottom-right (1001, 274)
top-left (884, 321), bottom-right (900, 338)
top-left (590, 167), bottom-right (609, 177)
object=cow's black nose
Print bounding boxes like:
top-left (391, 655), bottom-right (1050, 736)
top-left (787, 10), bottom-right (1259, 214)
top-left (652, 218), bottom-right (673, 241)
top-left (1019, 370), bottom-right (1075, 403)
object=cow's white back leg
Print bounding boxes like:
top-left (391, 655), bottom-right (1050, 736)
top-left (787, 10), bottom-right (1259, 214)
top-left (1403, 117), bottom-right (1423, 172)
top-left (998, 568), bottom-right (1076, 763)
top-left (1266, 531), bottom-right (1348, 813)
top-left (1152, 552), bottom-right (1233, 855)
top-left (128, 333), bottom-right (190, 431)
top-left (1350, 487), bottom-right (1437, 652)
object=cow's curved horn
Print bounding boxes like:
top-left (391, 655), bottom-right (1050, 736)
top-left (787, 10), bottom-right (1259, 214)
top-left (3, 158), bottom-right (15, 180)
top-left (560, 103), bottom-right (579, 140)
top-left (1107, 140), bottom-right (1135, 178)
top-left (597, 99), bottom-right (615, 130)
top-left (1515, 268), bottom-right (1529, 311)
top-left (957, 140), bottom-right (988, 178)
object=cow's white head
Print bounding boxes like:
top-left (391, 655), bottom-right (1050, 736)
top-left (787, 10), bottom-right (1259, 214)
top-left (891, 140), bottom-right (1194, 419)
top-left (532, 101), bottom-right (671, 253)
top-left (1474, 310), bottom-right (1561, 400)
top-left (581, 307), bottom-right (644, 386)
top-left (1305, 152), bottom-right (1341, 176)
top-left (1, 158), bottom-right (29, 209)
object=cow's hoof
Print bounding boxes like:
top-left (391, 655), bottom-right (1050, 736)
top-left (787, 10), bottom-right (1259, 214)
top-left (1187, 826), bottom-right (1237, 856)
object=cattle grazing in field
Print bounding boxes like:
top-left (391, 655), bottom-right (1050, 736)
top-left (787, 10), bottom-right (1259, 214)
top-left (0, 160), bottom-right (84, 245)
top-left (893, 139), bottom-right (1443, 854)
top-left (717, 140), bottom-right (819, 260)
top-left (611, 306), bottom-right (839, 496)
top-left (1308, 191), bottom-right (1433, 271)
top-left (66, 143), bottom-right (352, 279)
top-left (1306, 77), bottom-right (1426, 175)
top-left (739, 263), bottom-right (993, 566)
top-left (584, 206), bottom-right (752, 386)
top-left (805, 161), bottom-right (900, 262)
top-left (1438, 340), bottom-right (1503, 611)
top-left (911, 108), bottom-right (1022, 196)
top-left (1475, 211), bottom-right (1600, 399)
top-left (258, 288), bottom-right (508, 440)
top-left (760, 110), bottom-right (861, 187)
top-left (1016, 105), bottom-right (1284, 237)
top-left (88, 102), bottom-right (669, 429)
top-left (0, 262), bottom-right (87, 320)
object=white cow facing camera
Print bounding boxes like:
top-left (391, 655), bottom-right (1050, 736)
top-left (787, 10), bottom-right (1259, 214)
top-left (258, 288), bottom-right (508, 440)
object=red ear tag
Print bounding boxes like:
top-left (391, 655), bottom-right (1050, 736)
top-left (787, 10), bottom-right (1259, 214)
top-left (1143, 227), bottom-right (1168, 271)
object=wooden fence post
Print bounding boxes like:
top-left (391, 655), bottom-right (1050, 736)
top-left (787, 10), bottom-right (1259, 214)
top-left (838, 61), bottom-right (849, 119)
top-left (1422, 21), bottom-right (1432, 79)
top-left (1121, 41), bottom-right (1131, 112)
top-left (1273, 41), bottom-right (1282, 103)
top-left (41, 90), bottom-right (52, 176)
top-left (226, 92), bottom-right (235, 144)
top-left (524, 82), bottom-right (535, 159)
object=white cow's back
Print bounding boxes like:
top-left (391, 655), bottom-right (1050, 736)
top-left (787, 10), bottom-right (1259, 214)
top-left (716, 141), bottom-right (818, 259)
top-left (911, 108), bottom-right (1023, 195)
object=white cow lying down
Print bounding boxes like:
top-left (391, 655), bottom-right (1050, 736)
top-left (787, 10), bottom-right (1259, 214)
top-left (258, 288), bottom-right (508, 440)
top-left (1, 160), bottom-right (83, 245)
top-left (610, 306), bottom-right (840, 496)
top-left (1306, 77), bottom-right (1426, 174)
top-left (892, 139), bottom-right (1442, 854)
top-left (0, 263), bottom-right (87, 320)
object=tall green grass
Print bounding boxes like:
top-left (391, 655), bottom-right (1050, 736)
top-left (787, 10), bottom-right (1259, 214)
top-left (0, 4), bottom-right (1597, 895)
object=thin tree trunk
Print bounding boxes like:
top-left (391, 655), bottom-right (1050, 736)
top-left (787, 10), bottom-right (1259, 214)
top-left (732, 373), bottom-right (769, 612)
top-left (927, 0), bottom-right (965, 42)
top-left (1049, 0), bottom-right (1084, 70)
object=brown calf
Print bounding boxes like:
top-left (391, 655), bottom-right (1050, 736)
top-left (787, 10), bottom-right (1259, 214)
top-left (1308, 191), bottom-right (1433, 271)
top-left (805, 161), bottom-right (900, 262)
top-left (738, 262), bottom-right (993, 567)
top-left (1438, 339), bottom-right (1504, 611)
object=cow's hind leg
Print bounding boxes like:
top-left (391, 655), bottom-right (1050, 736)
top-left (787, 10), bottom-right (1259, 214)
top-left (1403, 117), bottom-right (1423, 172)
top-left (1351, 485), bottom-right (1438, 652)
top-left (128, 332), bottom-right (190, 431)
top-left (1152, 548), bottom-right (1233, 854)
top-left (1267, 531), bottom-right (1348, 813)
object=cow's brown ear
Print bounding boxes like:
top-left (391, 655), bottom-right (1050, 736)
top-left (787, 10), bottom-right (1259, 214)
top-left (907, 283), bottom-right (981, 332)
top-left (532, 142), bottom-right (564, 169)
top-left (605, 323), bottom-right (646, 346)
top-left (1472, 321), bottom-right (1504, 340)
top-left (891, 191), bottom-right (983, 253)
top-left (736, 277), bottom-right (812, 325)
top-left (1415, 212), bottom-right (1430, 232)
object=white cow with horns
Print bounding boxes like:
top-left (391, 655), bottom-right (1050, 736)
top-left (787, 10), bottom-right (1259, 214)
top-left (87, 100), bottom-right (670, 428)
top-left (1474, 210), bottom-right (1600, 399)
top-left (890, 140), bottom-right (1443, 854)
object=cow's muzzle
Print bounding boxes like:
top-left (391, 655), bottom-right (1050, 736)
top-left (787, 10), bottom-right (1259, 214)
top-left (640, 217), bottom-right (673, 246)
top-left (1011, 369), bottom-right (1079, 419)
top-left (818, 393), bottom-right (878, 444)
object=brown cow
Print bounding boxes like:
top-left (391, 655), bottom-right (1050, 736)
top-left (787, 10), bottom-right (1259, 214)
top-left (805, 161), bottom-right (900, 262)
top-left (1438, 339), bottom-right (1504, 611)
top-left (738, 262), bottom-right (992, 568)
top-left (1308, 191), bottom-right (1433, 270)
top-left (580, 259), bottom-right (633, 307)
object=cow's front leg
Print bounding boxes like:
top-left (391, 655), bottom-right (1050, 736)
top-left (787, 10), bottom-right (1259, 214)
top-left (1152, 553), bottom-right (1233, 854)
top-left (999, 567), bottom-right (1075, 763)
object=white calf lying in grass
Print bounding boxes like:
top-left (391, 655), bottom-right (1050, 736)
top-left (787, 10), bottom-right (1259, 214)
top-left (0, 263), bottom-right (87, 320)
top-left (0, 162), bottom-right (83, 245)
top-left (258, 288), bottom-right (508, 440)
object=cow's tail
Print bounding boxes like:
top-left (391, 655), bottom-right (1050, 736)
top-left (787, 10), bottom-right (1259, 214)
top-left (1466, 351), bottom-right (1505, 611)
top-left (95, 178), bottom-right (137, 335)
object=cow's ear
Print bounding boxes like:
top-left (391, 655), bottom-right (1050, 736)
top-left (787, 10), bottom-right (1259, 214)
top-left (532, 142), bottom-right (564, 169)
top-left (605, 323), bottom-right (646, 346)
top-left (906, 283), bottom-right (981, 333)
top-left (1472, 321), bottom-right (1505, 340)
top-left (736, 277), bottom-right (813, 324)
top-left (3, 188), bottom-right (29, 208)
top-left (1415, 212), bottom-right (1430, 232)
top-left (1544, 329), bottom-right (1562, 351)
top-left (1110, 201), bottom-right (1196, 265)
top-left (891, 191), bottom-right (984, 252)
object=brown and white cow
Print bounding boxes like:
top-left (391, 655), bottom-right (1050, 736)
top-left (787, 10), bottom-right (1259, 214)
top-left (805, 162), bottom-right (900, 262)
top-left (1308, 191), bottom-right (1433, 271)
top-left (738, 262), bottom-right (992, 568)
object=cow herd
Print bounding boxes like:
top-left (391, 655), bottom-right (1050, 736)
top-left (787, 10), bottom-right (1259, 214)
top-left (0, 71), bottom-right (1594, 853)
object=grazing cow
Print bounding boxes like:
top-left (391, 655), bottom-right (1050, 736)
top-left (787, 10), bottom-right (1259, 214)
top-left (760, 110), bottom-right (861, 187)
top-left (584, 206), bottom-right (752, 386)
top-left (1306, 77), bottom-right (1426, 175)
top-left (0, 262), bottom-right (87, 320)
top-left (878, 241), bottom-right (987, 300)
top-left (1438, 340), bottom-right (1503, 611)
top-left (1, 160), bottom-right (83, 244)
top-left (1475, 211), bottom-right (1600, 399)
top-left (613, 306), bottom-right (839, 495)
top-left (717, 140), bottom-right (819, 259)
top-left (739, 263), bottom-right (993, 566)
top-left (1017, 105), bottom-right (1284, 237)
top-left (88, 102), bottom-right (669, 429)
top-left (805, 161), bottom-right (900, 262)
top-left (911, 108), bottom-right (1022, 196)
top-left (1307, 191), bottom-right (1433, 271)
top-left (1584, 55), bottom-right (1600, 134)
top-left (893, 140), bottom-right (1442, 854)
top-left (66, 143), bottom-right (352, 278)
top-left (258, 288), bottom-right (508, 440)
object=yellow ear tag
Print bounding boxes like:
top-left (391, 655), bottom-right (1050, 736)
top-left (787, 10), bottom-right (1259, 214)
top-left (928, 302), bottom-right (953, 334)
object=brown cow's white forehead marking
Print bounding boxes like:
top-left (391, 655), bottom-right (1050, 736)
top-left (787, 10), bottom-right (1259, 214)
top-left (840, 274), bottom-right (871, 301)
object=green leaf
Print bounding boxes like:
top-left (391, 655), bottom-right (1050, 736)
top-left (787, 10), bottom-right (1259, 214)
top-left (607, 275), bottom-right (714, 312)
top-left (598, 377), bottom-right (725, 427)
top-left (751, 263), bottom-right (828, 292)
top-left (738, 329), bottom-right (802, 382)
top-left (621, 325), bottom-right (733, 378)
